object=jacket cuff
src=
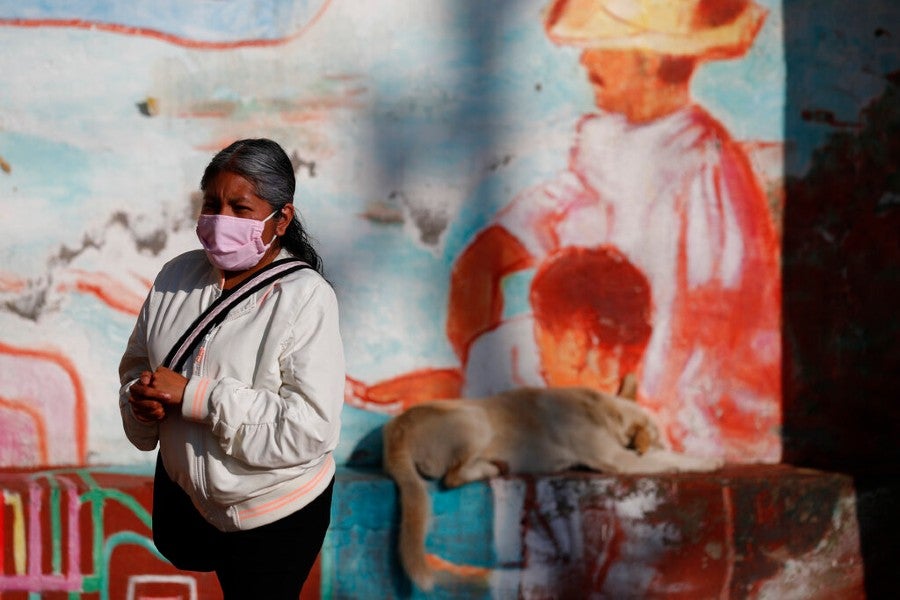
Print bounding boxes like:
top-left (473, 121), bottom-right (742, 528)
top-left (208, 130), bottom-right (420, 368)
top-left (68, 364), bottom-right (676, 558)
top-left (182, 376), bottom-right (212, 422)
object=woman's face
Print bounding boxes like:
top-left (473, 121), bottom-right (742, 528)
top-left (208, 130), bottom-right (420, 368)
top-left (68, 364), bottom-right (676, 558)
top-left (200, 171), bottom-right (292, 240)
top-left (201, 171), bottom-right (271, 219)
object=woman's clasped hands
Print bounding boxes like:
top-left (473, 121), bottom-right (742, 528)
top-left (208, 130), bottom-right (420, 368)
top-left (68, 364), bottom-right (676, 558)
top-left (128, 367), bottom-right (188, 423)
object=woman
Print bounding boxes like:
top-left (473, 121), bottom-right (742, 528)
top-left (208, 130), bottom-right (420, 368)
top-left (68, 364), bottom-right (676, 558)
top-left (118, 138), bottom-right (344, 598)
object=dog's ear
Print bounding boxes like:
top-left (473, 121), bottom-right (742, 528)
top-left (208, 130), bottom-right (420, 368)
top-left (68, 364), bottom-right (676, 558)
top-left (617, 373), bottom-right (638, 401)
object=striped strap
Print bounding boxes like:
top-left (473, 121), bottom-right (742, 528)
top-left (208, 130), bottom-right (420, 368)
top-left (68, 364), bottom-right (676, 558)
top-left (162, 258), bottom-right (310, 372)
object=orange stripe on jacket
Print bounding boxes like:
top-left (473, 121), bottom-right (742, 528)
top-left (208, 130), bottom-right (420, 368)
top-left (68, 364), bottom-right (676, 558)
top-left (238, 455), bottom-right (334, 520)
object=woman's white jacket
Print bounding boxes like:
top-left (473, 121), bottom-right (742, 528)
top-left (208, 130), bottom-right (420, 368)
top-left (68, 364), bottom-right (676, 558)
top-left (119, 249), bottom-right (344, 531)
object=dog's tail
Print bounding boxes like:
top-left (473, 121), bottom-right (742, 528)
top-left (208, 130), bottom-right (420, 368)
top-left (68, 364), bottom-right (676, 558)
top-left (383, 417), bottom-right (435, 591)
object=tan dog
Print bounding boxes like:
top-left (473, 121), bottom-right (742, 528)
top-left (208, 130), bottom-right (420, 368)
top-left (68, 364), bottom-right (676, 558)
top-left (382, 381), bottom-right (723, 591)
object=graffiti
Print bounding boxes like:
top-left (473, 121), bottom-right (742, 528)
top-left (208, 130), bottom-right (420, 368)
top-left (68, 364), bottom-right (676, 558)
top-left (0, 466), bottom-right (866, 598)
top-left (326, 468), bottom-right (865, 598)
top-left (0, 468), bottom-right (219, 598)
top-left (0, 343), bottom-right (87, 467)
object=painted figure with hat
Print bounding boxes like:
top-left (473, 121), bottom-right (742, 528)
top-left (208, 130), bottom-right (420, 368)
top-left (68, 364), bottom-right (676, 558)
top-left (446, 0), bottom-right (781, 463)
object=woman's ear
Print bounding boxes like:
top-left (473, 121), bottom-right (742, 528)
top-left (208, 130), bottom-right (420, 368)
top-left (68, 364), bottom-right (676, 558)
top-left (276, 204), bottom-right (295, 236)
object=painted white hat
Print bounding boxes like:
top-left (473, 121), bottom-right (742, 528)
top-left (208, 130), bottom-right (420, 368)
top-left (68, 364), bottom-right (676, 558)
top-left (544, 0), bottom-right (767, 58)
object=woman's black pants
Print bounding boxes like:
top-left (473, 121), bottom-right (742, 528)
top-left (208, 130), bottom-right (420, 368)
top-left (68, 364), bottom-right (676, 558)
top-left (153, 454), bottom-right (334, 599)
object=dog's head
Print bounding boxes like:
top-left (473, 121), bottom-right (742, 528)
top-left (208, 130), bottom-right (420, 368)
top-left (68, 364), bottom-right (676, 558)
top-left (581, 382), bottom-right (667, 455)
top-left (624, 418), bottom-right (663, 455)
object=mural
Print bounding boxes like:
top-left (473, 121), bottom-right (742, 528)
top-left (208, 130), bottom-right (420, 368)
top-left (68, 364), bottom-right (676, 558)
top-left (347, 0), bottom-right (782, 465)
top-left (0, 0), bottom-right (785, 467)
top-left (0, 0), bottom-right (894, 596)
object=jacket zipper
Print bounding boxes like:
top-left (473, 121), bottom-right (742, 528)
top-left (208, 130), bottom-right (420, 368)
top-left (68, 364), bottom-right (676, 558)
top-left (192, 330), bottom-right (215, 502)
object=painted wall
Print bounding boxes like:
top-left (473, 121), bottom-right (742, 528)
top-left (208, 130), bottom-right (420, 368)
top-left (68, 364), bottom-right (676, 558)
top-left (0, 0), bottom-right (898, 597)
top-left (0, 0), bottom-right (788, 469)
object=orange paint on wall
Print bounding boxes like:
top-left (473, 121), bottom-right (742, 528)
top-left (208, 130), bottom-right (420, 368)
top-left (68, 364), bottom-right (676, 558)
top-left (59, 269), bottom-right (146, 316)
top-left (348, 369), bottom-right (464, 414)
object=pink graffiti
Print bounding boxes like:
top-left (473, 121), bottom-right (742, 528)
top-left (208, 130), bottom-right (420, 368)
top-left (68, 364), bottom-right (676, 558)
top-left (0, 343), bottom-right (87, 467)
top-left (0, 479), bottom-right (82, 591)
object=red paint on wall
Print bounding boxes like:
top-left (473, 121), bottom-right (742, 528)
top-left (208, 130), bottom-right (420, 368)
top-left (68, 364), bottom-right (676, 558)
top-left (531, 245), bottom-right (652, 392)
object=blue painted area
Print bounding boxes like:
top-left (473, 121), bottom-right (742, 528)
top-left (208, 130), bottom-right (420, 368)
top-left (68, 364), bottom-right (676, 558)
top-left (0, 0), bottom-right (326, 42)
top-left (441, 147), bottom-right (571, 269)
top-left (87, 464), bottom-right (155, 476)
top-left (693, 0), bottom-right (784, 143)
top-left (63, 293), bottom-right (136, 347)
top-left (427, 482), bottom-right (495, 591)
top-left (329, 468), bottom-right (495, 599)
top-left (0, 130), bottom-right (94, 209)
top-left (328, 217), bottom-right (458, 381)
top-left (328, 470), bottom-right (407, 598)
top-left (501, 269), bottom-right (537, 321)
top-left (0, 131), bottom-right (101, 269)
top-left (336, 405), bottom-right (389, 468)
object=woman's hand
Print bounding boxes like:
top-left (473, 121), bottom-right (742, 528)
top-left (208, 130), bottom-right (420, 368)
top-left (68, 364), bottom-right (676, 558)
top-left (149, 367), bottom-right (188, 410)
top-left (129, 371), bottom-right (169, 423)
top-left (128, 368), bottom-right (188, 423)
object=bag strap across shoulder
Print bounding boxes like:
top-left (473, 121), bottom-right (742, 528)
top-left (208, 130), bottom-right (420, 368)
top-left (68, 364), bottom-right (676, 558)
top-left (163, 257), bottom-right (310, 372)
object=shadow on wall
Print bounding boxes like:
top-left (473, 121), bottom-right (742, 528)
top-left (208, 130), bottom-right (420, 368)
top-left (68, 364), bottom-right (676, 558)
top-left (781, 1), bottom-right (900, 597)
top-left (342, 1), bottom-right (520, 468)
top-left (362, 1), bottom-right (514, 256)
top-left (336, 0), bottom-right (524, 469)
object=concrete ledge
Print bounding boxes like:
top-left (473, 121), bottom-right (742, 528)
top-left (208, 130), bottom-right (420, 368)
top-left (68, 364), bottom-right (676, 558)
top-left (325, 465), bottom-right (865, 599)
top-left (0, 465), bottom-right (865, 599)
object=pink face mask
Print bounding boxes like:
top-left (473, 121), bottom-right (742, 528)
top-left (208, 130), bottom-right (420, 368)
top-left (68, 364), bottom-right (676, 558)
top-left (196, 211), bottom-right (278, 271)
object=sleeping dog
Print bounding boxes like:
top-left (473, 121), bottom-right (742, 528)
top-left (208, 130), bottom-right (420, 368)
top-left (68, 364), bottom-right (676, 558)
top-left (382, 380), bottom-right (723, 591)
